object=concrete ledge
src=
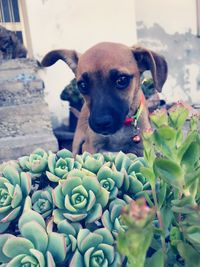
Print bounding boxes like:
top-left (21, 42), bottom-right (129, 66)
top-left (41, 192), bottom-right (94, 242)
top-left (0, 59), bottom-right (39, 70)
top-left (0, 80), bottom-right (44, 106)
top-left (0, 58), bottom-right (58, 162)
top-left (0, 102), bottom-right (53, 137)
top-left (0, 134), bottom-right (58, 163)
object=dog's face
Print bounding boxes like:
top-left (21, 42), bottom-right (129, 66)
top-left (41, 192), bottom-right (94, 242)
top-left (76, 43), bottom-right (141, 135)
top-left (41, 42), bottom-right (167, 135)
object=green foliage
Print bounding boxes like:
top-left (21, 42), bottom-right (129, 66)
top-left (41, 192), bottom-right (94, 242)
top-left (0, 102), bottom-right (199, 267)
top-left (138, 103), bottom-right (200, 267)
top-left (18, 148), bottom-right (48, 177)
top-left (70, 228), bottom-right (121, 267)
top-left (0, 197), bottom-right (66, 266)
top-left (0, 149), bottom-right (147, 266)
top-left (61, 78), bottom-right (84, 107)
top-left (118, 198), bottom-right (155, 267)
top-left (0, 164), bottom-right (31, 233)
top-left (46, 149), bottom-right (81, 182)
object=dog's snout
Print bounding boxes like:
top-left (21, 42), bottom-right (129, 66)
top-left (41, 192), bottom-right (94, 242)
top-left (95, 115), bottom-right (112, 129)
top-left (90, 115), bottom-right (113, 134)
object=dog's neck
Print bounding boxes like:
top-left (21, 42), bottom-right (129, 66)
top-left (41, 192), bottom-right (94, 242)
top-left (125, 92), bottom-right (145, 127)
top-left (123, 89), bottom-right (150, 143)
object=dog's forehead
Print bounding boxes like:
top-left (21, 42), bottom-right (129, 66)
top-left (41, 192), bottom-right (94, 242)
top-left (77, 42), bottom-right (136, 76)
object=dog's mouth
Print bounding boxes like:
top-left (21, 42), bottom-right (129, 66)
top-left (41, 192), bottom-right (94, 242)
top-left (88, 113), bottom-right (127, 136)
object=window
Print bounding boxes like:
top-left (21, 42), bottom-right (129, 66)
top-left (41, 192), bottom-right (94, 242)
top-left (0, 0), bottom-right (32, 56)
top-left (197, 0), bottom-right (200, 37)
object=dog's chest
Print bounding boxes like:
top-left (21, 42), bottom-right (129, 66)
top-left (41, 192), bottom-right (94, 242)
top-left (99, 125), bottom-right (143, 155)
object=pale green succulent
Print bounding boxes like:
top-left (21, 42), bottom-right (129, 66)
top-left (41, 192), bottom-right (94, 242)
top-left (114, 151), bottom-right (133, 172)
top-left (102, 152), bottom-right (117, 163)
top-left (52, 170), bottom-right (109, 224)
top-left (102, 199), bottom-right (128, 238)
top-left (76, 152), bottom-right (105, 174)
top-left (32, 186), bottom-right (54, 218)
top-left (18, 148), bottom-right (48, 176)
top-left (115, 151), bottom-right (146, 182)
top-left (97, 164), bottom-right (124, 200)
top-left (46, 149), bottom-right (81, 182)
top-left (0, 165), bottom-right (31, 233)
top-left (69, 228), bottom-right (121, 267)
top-left (113, 152), bottom-right (148, 199)
top-left (57, 220), bottom-right (82, 263)
top-left (0, 203), bottom-right (66, 266)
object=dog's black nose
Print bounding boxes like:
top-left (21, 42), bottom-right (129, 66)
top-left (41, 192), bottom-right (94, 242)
top-left (91, 115), bottom-right (113, 134)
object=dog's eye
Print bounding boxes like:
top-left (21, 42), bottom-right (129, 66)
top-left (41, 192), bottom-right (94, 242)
top-left (115, 75), bottom-right (131, 89)
top-left (77, 81), bottom-right (88, 94)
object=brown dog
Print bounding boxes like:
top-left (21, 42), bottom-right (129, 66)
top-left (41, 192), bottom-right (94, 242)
top-left (41, 42), bottom-right (167, 156)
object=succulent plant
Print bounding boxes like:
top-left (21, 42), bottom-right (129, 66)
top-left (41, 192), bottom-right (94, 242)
top-left (0, 165), bottom-right (31, 233)
top-left (168, 102), bottom-right (189, 129)
top-left (149, 108), bottom-right (169, 128)
top-left (97, 165), bottom-right (124, 200)
top-left (57, 220), bottom-right (82, 263)
top-left (76, 152), bottom-right (105, 174)
top-left (113, 152), bottom-right (149, 200)
top-left (18, 148), bottom-right (48, 176)
top-left (114, 151), bottom-right (133, 172)
top-left (115, 151), bottom-right (146, 182)
top-left (118, 198), bottom-right (155, 267)
top-left (46, 149), bottom-right (81, 182)
top-left (61, 78), bottom-right (84, 107)
top-left (101, 152), bottom-right (116, 163)
top-left (32, 186), bottom-right (54, 218)
top-left (52, 170), bottom-right (109, 224)
top-left (102, 198), bottom-right (128, 238)
top-left (0, 198), bottom-right (66, 266)
top-left (69, 228), bottom-right (121, 267)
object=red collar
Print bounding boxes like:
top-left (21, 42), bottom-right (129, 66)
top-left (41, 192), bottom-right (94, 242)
top-left (124, 93), bottom-right (145, 127)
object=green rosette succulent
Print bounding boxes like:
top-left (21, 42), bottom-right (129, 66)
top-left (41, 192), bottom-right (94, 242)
top-left (102, 199), bottom-right (128, 238)
top-left (52, 170), bottom-right (109, 224)
top-left (32, 186), bottom-right (54, 218)
top-left (69, 228), bottom-right (121, 267)
top-left (18, 148), bottom-right (48, 176)
top-left (0, 202), bottom-right (66, 266)
top-left (102, 152), bottom-right (117, 163)
top-left (118, 171), bottom-right (144, 200)
top-left (57, 220), bottom-right (82, 263)
top-left (114, 151), bottom-right (133, 172)
top-left (115, 151), bottom-right (146, 183)
top-left (0, 160), bottom-right (21, 176)
top-left (46, 149), bottom-right (81, 182)
top-left (0, 165), bottom-right (31, 233)
top-left (114, 152), bottom-right (149, 199)
top-left (97, 165), bottom-right (124, 200)
top-left (76, 152), bottom-right (105, 174)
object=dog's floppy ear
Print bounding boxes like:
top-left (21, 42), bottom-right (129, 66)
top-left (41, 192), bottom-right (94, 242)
top-left (132, 46), bottom-right (168, 92)
top-left (40, 49), bottom-right (80, 74)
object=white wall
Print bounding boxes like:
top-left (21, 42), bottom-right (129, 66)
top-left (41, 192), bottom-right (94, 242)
top-left (25, 0), bottom-right (137, 127)
top-left (135, 0), bottom-right (200, 105)
top-left (136, 0), bottom-right (197, 34)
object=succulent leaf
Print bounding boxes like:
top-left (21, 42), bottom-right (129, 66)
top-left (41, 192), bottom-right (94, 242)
top-left (30, 248), bottom-right (46, 267)
top-left (2, 237), bottom-right (34, 258)
top-left (0, 234), bottom-right (13, 263)
top-left (20, 221), bottom-right (48, 253)
top-left (19, 148), bottom-right (48, 175)
top-left (47, 232), bottom-right (66, 263)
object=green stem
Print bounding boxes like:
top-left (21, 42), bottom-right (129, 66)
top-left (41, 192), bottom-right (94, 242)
top-left (152, 187), bottom-right (167, 266)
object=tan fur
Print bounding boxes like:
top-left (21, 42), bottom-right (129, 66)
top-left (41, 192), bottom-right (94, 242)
top-left (41, 42), bottom-right (168, 155)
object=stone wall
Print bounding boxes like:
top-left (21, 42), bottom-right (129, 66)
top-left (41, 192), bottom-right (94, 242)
top-left (0, 59), bottom-right (58, 162)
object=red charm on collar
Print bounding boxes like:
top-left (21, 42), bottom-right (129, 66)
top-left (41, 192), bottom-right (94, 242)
top-left (124, 117), bottom-right (135, 126)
